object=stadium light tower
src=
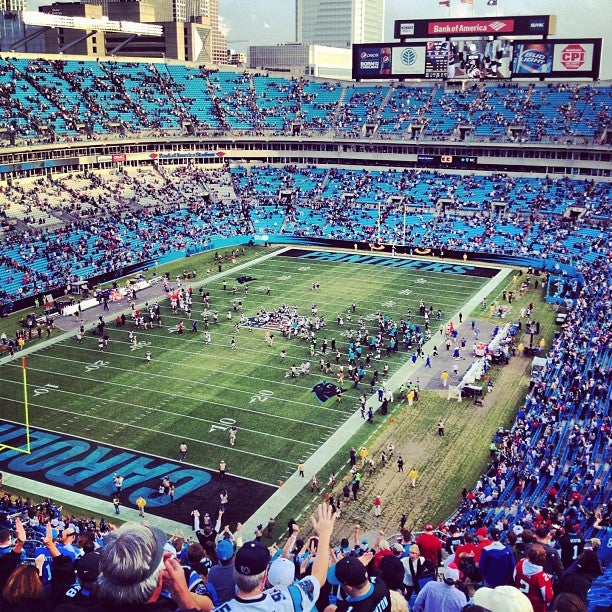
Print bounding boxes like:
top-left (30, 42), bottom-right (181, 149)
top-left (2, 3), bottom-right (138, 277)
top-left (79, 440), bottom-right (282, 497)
top-left (22, 11), bottom-right (163, 36)
top-left (17, 10), bottom-right (162, 53)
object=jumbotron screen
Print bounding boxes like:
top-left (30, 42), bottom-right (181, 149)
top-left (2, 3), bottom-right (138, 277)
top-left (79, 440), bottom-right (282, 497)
top-left (353, 39), bottom-right (513, 80)
top-left (352, 37), bottom-right (600, 81)
top-left (511, 39), bottom-right (601, 78)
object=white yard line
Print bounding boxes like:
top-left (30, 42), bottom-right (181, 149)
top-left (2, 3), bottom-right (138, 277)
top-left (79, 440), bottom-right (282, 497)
top-left (0, 246), bottom-right (512, 532)
top-left (239, 265), bottom-right (513, 535)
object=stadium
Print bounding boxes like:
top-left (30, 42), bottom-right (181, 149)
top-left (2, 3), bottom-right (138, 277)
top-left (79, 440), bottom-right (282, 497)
top-left (0, 0), bottom-right (609, 610)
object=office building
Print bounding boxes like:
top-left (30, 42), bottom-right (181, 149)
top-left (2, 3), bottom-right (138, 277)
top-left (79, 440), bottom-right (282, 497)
top-left (250, 43), bottom-right (351, 79)
top-left (296, 0), bottom-right (385, 49)
top-left (38, 0), bottom-right (226, 63)
top-left (0, 0), bottom-right (44, 53)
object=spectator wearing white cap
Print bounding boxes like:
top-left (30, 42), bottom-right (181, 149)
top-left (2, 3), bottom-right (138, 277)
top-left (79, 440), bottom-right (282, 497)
top-left (412, 565), bottom-right (467, 612)
top-left (473, 585), bottom-right (533, 611)
top-left (267, 557), bottom-right (295, 588)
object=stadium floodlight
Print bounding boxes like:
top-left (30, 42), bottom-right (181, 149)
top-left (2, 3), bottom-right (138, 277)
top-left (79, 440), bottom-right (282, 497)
top-left (72, 17), bottom-right (121, 33)
top-left (22, 11), bottom-right (163, 36)
top-left (22, 11), bottom-right (73, 28)
top-left (120, 21), bottom-right (163, 36)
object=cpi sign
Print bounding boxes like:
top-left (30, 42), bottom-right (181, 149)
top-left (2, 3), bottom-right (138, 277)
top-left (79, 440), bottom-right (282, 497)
top-left (559, 44), bottom-right (586, 70)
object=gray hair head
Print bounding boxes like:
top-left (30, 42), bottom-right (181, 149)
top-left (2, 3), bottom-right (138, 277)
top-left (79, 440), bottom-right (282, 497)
top-left (97, 523), bottom-right (167, 605)
top-left (234, 569), bottom-right (266, 595)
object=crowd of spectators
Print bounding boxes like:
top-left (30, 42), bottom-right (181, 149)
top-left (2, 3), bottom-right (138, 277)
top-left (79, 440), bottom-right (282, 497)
top-left (0, 163), bottom-right (610, 313)
top-left (0, 55), bottom-right (610, 610)
top-left (0, 57), bottom-right (609, 144)
top-left (0, 485), bottom-right (609, 611)
top-left (0, 164), bottom-right (252, 311)
top-left (0, 161), bottom-right (610, 609)
top-left (231, 166), bottom-right (610, 261)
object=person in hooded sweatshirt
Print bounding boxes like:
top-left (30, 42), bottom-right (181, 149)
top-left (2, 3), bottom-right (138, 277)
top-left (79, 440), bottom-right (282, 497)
top-left (479, 528), bottom-right (515, 587)
top-left (554, 549), bottom-right (603, 605)
top-left (514, 544), bottom-right (554, 612)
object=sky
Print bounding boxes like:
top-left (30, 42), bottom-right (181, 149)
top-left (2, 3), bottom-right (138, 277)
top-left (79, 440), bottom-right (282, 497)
top-left (28, 0), bottom-right (610, 77)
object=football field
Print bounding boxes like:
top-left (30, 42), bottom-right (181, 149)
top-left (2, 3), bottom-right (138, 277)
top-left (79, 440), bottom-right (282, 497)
top-left (0, 248), bottom-right (504, 525)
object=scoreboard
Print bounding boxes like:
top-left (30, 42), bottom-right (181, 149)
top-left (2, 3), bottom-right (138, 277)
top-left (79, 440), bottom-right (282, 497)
top-left (417, 155), bottom-right (478, 167)
top-left (352, 15), bottom-right (600, 82)
top-left (425, 41), bottom-right (448, 79)
top-left (353, 37), bottom-right (601, 81)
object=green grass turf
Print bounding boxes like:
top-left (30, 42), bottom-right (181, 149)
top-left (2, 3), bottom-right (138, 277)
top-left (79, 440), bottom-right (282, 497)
top-left (0, 250), bottom-right (499, 513)
top-left (271, 271), bottom-right (557, 526)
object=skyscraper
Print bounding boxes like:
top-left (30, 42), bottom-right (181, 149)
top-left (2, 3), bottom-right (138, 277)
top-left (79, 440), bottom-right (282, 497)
top-left (195, 0), bottom-right (227, 64)
top-left (0, 0), bottom-right (45, 53)
top-left (296, 0), bottom-right (385, 49)
top-left (83, 0), bottom-right (227, 63)
top-left (0, 0), bottom-right (24, 9)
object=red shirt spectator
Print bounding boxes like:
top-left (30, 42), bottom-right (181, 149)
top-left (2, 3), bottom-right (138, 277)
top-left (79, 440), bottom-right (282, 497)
top-left (455, 539), bottom-right (477, 562)
top-left (514, 545), bottom-right (553, 612)
top-left (474, 527), bottom-right (493, 564)
top-left (416, 524), bottom-right (442, 566)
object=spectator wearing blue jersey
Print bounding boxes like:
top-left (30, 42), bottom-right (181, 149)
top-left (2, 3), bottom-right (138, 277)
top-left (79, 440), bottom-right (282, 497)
top-left (212, 503), bottom-right (336, 612)
top-left (0, 518), bottom-right (27, 592)
top-left (0, 518), bottom-right (26, 563)
top-left (592, 513), bottom-right (612, 566)
top-left (56, 528), bottom-right (83, 562)
top-left (34, 523), bottom-right (60, 588)
top-left (0, 527), bottom-right (14, 556)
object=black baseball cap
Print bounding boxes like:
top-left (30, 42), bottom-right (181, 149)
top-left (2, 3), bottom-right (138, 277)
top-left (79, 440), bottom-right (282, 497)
top-left (235, 541), bottom-right (270, 576)
top-left (327, 557), bottom-right (368, 587)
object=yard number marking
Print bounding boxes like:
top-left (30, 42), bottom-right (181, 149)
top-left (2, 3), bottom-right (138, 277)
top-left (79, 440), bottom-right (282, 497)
top-left (33, 383), bottom-right (59, 397)
top-left (85, 360), bottom-right (109, 372)
top-left (209, 417), bottom-right (236, 434)
top-left (249, 390), bottom-right (274, 403)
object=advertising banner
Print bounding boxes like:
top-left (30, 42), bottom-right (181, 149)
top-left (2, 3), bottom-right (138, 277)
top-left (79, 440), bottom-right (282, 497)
top-left (552, 43), bottom-right (595, 72)
top-left (512, 42), bottom-right (554, 74)
top-left (512, 38), bottom-right (600, 78)
top-left (354, 46), bottom-right (389, 77)
top-left (391, 45), bottom-right (427, 75)
top-left (395, 15), bottom-right (554, 39)
top-left (353, 43), bottom-right (426, 79)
